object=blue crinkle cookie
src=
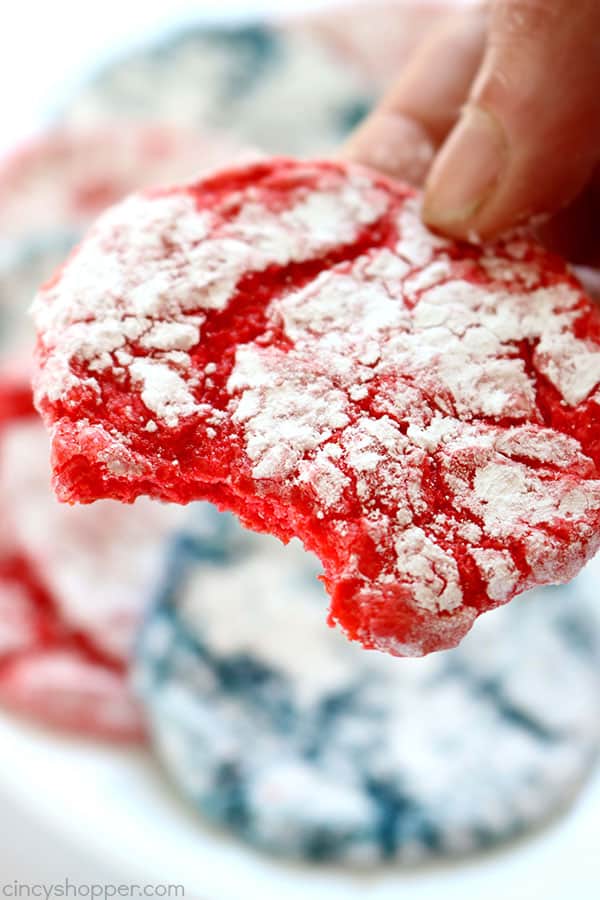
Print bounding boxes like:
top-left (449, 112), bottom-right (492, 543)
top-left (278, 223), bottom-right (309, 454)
top-left (135, 506), bottom-right (600, 865)
top-left (62, 23), bottom-right (375, 155)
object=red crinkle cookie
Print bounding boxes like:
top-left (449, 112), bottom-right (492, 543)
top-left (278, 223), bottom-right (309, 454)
top-left (0, 556), bottom-right (145, 742)
top-left (0, 380), bottom-right (146, 740)
top-left (32, 158), bottom-right (600, 656)
top-left (0, 563), bottom-right (145, 742)
top-left (0, 124), bottom-right (243, 239)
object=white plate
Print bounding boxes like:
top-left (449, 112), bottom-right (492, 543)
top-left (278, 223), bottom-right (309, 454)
top-left (0, 710), bottom-right (598, 898)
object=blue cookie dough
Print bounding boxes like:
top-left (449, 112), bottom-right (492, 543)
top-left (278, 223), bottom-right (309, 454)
top-left (62, 23), bottom-right (375, 155)
top-left (135, 506), bottom-right (600, 865)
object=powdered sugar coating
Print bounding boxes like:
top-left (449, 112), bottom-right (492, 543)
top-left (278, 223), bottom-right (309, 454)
top-left (32, 159), bottom-right (600, 655)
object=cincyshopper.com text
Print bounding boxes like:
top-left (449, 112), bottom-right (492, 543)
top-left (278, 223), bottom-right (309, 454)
top-left (1, 882), bottom-right (185, 899)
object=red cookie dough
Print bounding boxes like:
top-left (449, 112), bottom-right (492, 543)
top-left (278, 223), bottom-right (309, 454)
top-left (32, 158), bottom-right (600, 656)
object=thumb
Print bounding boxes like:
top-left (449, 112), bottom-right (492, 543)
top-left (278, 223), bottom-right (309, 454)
top-left (423, 0), bottom-right (600, 240)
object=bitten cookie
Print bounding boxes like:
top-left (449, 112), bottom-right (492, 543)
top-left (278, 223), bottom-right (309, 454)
top-left (32, 158), bottom-right (600, 655)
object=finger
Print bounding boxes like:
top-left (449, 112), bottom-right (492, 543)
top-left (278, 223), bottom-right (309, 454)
top-left (342, 7), bottom-right (487, 185)
top-left (423, 0), bottom-right (600, 239)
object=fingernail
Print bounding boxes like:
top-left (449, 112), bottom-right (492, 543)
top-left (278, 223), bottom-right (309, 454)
top-left (423, 105), bottom-right (507, 228)
top-left (342, 111), bottom-right (435, 186)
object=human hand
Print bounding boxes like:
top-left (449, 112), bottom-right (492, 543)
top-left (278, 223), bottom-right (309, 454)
top-left (344, 1), bottom-right (600, 265)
